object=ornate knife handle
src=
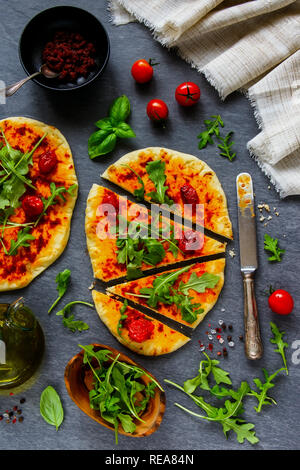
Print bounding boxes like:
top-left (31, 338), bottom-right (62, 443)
top-left (243, 272), bottom-right (263, 360)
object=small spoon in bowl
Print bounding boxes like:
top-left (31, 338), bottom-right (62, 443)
top-left (4, 64), bottom-right (59, 97)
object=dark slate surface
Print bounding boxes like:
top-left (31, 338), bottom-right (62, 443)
top-left (0, 0), bottom-right (299, 451)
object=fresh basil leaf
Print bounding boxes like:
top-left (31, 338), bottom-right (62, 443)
top-left (115, 122), bottom-right (136, 139)
top-left (40, 386), bottom-right (64, 431)
top-left (95, 117), bottom-right (114, 132)
top-left (109, 95), bottom-right (131, 123)
top-left (88, 130), bottom-right (117, 158)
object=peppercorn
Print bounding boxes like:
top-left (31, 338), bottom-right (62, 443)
top-left (227, 335), bottom-right (232, 342)
top-left (20, 398), bottom-right (26, 404)
top-left (228, 325), bottom-right (233, 331)
top-left (239, 335), bottom-right (244, 342)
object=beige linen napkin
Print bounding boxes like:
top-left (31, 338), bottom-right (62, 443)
top-left (109, 0), bottom-right (300, 197)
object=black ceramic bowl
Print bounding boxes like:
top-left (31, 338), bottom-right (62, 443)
top-left (19, 6), bottom-right (110, 91)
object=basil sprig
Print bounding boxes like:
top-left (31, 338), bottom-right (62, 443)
top-left (88, 95), bottom-right (136, 158)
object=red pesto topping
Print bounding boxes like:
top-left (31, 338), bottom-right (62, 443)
top-left (38, 150), bottom-right (58, 174)
top-left (102, 190), bottom-right (119, 214)
top-left (178, 229), bottom-right (202, 254)
top-left (42, 31), bottom-right (96, 82)
top-left (123, 311), bottom-right (154, 343)
top-left (180, 183), bottom-right (199, 206)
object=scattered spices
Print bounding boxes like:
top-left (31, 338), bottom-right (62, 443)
top-left (227, 335), bottom-right (232, 342)
top-left (42, 31), bottom-right (96, 82)
top-left (228, 324), bottom-right (233, 331)
top-left (0, 397), bottom-right (26, 424)
top-left (239, 335), bottom-right (244, 342)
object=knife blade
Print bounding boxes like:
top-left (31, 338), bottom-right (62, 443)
top-left (236, 173), bottom-right (263, 360)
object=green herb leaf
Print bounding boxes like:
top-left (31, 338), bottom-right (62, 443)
top-left (270, 322), bottom-right (288, 373)
top-left (7, 227), bottom-right (35, 256)
top-left (179, 272), bottom-right (220, 295)
top-left (122, 165), bottom-right (145, 201)
top-left (88, 130), bottom-right (117, 158)
top-left (40, 386), bottom-right (64, 431)
top-left (264, 234), bottom-right (285, 262)
top-left (146, 160), bottom-right (173, 205)
top-left (109, 95), bottom-right (131, 123)
top-left (34, 182), bottom-right (77, 227)
top-left (248, 368), bottom-right (285, 413)
top-left (115, 122), bottom-right (136, 139)
top-left (197, 115), bottom-right (224, 149)
top-left (217, 131), bottom-right (236, 161)
top-left (48, 269), bottom-right (71, 314)
top-left (55, 301), bottom-right (93, 333)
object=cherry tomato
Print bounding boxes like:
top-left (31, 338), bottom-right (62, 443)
top-left (268, 289), bottom-right (294, 315)
top-left (175, 82), bottom-right (201, 107)
top-left (22, 195), bottom-right (44, 218)
top-left (146, 99), bottom-right (169, 123)
top-left (38, 150), bottom-right (57, 174)
top-left (131, 59), bottom-right (153, 83)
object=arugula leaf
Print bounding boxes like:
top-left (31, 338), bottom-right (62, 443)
top-left (40, 386), bottom-right (64, 431)
top-left (7, 227), bottom-right (35, 256)
top-left (179, 272), bottom-right (220, 295)
top-left (217, 131), bottom-right (236, 161)
top-left (34, 182), bottom-right (77, 227)
top-left (88, 95), bottom-right (136, 159)
top-left (248, 368), bottom-right (285, 413)
top-left (48, 269), bottom-right (71, 314)
top-left (197, 115), bottom-right (224, 149)
top-left (122, 164), bottom-right (145, 201)
top-left (55, 301), bottom-right (93, 333)
top-left (146, 160), bottom-right (173, 205)
top-left (270, 322), bottom-right (288, 373)
top-left (166, 378), bottom-right (258, 445)
top-left (117, 299), bottom-right (129, 339)
top-left (79, 344), bottom-right (162, 444)
top-left (264, 234), bottom-right (285, 262)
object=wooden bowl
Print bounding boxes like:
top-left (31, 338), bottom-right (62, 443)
top-left (64, 344), bottom-right (166, 438)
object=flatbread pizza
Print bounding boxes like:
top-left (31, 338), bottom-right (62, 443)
top-left (102, 147), bottom-right (232, 239)
top-left (0, 117), bottom-right (78, 291)
top-left (85, 184), bottom-right (226, 282)
top-left (92, 290), bottom-right (190, 356)
top-left (107, 259), bottom-right (225, 329)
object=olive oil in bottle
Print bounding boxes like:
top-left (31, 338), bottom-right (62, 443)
top-left (0, 298), bottom-right (44, 391)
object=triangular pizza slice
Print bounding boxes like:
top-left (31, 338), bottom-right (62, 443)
top-left (85, 184), bottom-right (226, 282)
top-left (92, 291), bottom-right (190, 356)
top-left (101, 147), bottom-right (232, 239)
top-left (107, 259), bottom-right (225, 329)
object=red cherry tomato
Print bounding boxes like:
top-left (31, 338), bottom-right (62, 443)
top-left (22, 195), bottom-right (44, 218)
top-left (146, 99), bottom-right (169, 123)
top-left (175, 82), bottom-right (201, 107)
top-left (131, 59), bottom-right (153, 83)
top-left (268, 289), bottom-right (294, 315)
top-left (38, 151), bottom-right (57, 174)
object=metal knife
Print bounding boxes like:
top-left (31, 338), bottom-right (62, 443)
top-left (236, 173), bottom-right (263, 360)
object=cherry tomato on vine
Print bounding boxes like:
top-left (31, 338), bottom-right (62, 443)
top-left (175, 82), bottom-right (201, 107)
top-left (146, 99), bottom-right (169, 123)
top-left (131, 59), bottom-right (156, 83)
top-left (268, 289), bottom-right (294, 315)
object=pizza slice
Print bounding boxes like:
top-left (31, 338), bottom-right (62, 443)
top-left (92, 290), bottom-right (190, 356)
top-left (85, 184), bottom-right (226, 282)
top-left (0, 117), bottom-right (78, 291)
top-left (107, 259), bottom-right (225, 329)
top-left (101, 147), bottom-right (232, 239)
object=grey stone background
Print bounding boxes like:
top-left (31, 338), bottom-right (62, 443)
top-left (0, 0), bottom-right (299, 451)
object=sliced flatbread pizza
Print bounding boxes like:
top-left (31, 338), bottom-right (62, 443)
top-left (85, 184), bottom-right (226, 282)
top-left (102, 147), bottom-right (232, 239)
top-left (0, 117), bottom-right (78, 291)
top-left (92, 290), bottom-right (190, 356)
top-left (108, 259), bottom-right (225, 329)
